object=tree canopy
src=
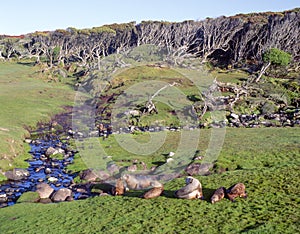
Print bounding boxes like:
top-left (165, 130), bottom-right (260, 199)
top-left (263, 48), bottom-right (292, 66)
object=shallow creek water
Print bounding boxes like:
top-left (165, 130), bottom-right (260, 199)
top-left (0, 136), bottom-right (82, 208)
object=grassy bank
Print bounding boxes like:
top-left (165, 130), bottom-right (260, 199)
top-left (68, 127), bottom-right (300, 174)
top-left (0, 128), bottom-right (298, 233)
top-left (0, 165), bottom-right (298, 233)
top-left (0, 62), bottom-right (75, 178)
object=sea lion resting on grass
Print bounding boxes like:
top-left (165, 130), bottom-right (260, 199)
top-left (141, 181), bottom-right (164, 199)
top-left (174, 176), bottom-right (203, 199)
top-left (226, 183), bottom-right (247, 202)
top-left (114, 178), bottom-right (125, 195)
top-left (122, 174), bottom-right (162, 190)
top-left (210, 187), bottom-right (226, 204)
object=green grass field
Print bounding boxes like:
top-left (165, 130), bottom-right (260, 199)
top-left (0, 62), bottom-right (75, 178)
top-left (0, 61), bottom-right (299, 233)
top-left (0, 128), bottom-right (299, 233)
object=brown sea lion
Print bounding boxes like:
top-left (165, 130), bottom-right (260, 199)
top-left (141, 181), bottom-right (164, 199)
top-left (211, 187), bottom-right (226, 204)
top-left (226, 183), bottom-right (247, 202)
top-left (174, 176), bottom-right (203, 200)
top-left (114, 178), bottom-right (125, 196)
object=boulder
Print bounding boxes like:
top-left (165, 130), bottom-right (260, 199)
top-left (0, 194), bottom-right (8, 203)
top-left (39, 198), bottom-right (52, 204)
top-left (48, 177), bottom-right (58, 183)
top-left (185, 163), bottom-right (212, 176)
top-left (45, 168), bottom-right (52, 174)
top-left (166, 158), bottom-right (174, 163)
top-left (51, 188), bottom-right (72, 202)
top-left (80, 169), bottom-right (100, 182)
top-left (106, 163), bottom-right (119, 175)
top-left (156, 173), bottom-right (180, 181)
top-left (5, 168), bottom-right (30, 181)
top-left (0, 203), bottom-right (8, 208)
top-left (127, 164), bottom-right (137, 172)
top-left (230, 113), bottom-right (239, 119)
top-left (45, 147), bottom-right (58, 157)
top-left (36, 183), bottom-right (54, 199)
top-left (24, 138), bottom-right (32, 144)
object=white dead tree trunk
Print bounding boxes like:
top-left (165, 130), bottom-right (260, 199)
top-left (198, 78), bottom-right (218, 119)
top-left (144, 82), bottom-right (178, 114)
top-left (255, 61), bottom-right (271, 82)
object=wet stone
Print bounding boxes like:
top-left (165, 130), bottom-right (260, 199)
top-left (77, 194), bottom-right (89, 200)
top-left (35, 167), bottom-right (44, 173)
top-left (0, 138), bottom-right (81, 207)
top-left (27, 158), bottom-right (36, 162)
top-left (0, 203), bottom-right (8, 208)
top-left (45, 147), bottom-right (58, 157)
top-left (36, 183), bottom-right (54, 199)
top-left (0, 194), bottom-right (8, 203)
top-left (51, 188), bottom-right (72, 202)
top-left (45, 168), bottom-right (52, 174)
top-left (5, 168), bottom-right (30, 181)
top-left (39, 198), bottom-right (52, 204)
top-left (66, 196), bottom-right (74, 202)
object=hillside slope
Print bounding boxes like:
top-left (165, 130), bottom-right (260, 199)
top-left (0, 63), bottom-right (74, 178)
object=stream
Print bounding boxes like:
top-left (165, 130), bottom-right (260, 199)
top-left (0, 135), bottom-right (82, 208)
top-left (0, 122), bottom-right (182, 209)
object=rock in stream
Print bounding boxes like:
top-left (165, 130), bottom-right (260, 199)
top-left (0, 136), bottom-right (82, 208)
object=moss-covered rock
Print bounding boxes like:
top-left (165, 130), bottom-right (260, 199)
top-left (17, 192), bottom-right (40, 203)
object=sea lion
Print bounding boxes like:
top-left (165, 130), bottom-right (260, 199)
top-left (211, 187), bottom-right (226, 204)
top-left (226, 183), bottom-right (247, 202)
top-left (174, 176), bottom-right (203, 199)
top-left (122, 174), bottom-right (158, 190)
top-left (141, 181), bottom-right (164, 199)
top-left (114, 178), bottom-right (125, 196)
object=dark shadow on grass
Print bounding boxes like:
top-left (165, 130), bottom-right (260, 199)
top-left (124, 190), bottom-right (145, 198)
top-left (155, 188), bottom-right (216, 201)
top-left (114, 187), bottom-right (218, 202)
top-left (152, 161), bottom-right (165, 167)
top-left (123, 189), bottom-right (177, 199)
top-left (17, 61), bottom-right (36, 67)
top-left (241, 223), bottom-right (264, 233)
top-left (161, 190), bottom-right (175, 198)
top-left (202, 187), bottom-right (217, 202)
